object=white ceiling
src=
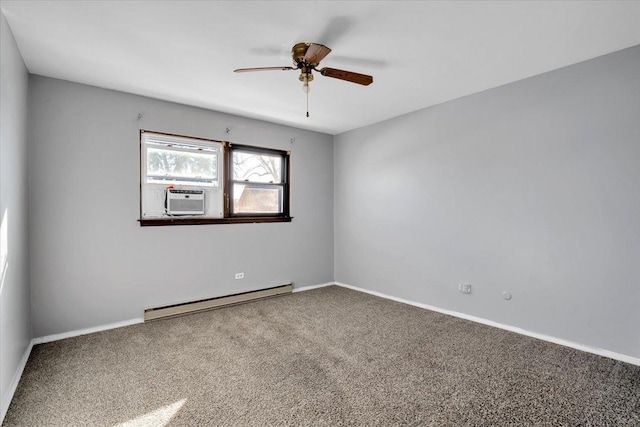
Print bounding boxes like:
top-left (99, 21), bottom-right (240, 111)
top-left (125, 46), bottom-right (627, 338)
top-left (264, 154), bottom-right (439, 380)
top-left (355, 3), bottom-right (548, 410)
top-left (2, 1), bottom-right (639, 135)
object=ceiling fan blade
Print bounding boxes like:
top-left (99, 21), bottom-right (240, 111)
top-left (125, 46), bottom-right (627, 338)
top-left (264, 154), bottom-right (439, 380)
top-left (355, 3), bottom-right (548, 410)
top-left (234, 66), bottom-right (296, 73)
top-left (304, 43), bottom-right (332, 65)
top-left (319, 67), bottom-right (373, 86)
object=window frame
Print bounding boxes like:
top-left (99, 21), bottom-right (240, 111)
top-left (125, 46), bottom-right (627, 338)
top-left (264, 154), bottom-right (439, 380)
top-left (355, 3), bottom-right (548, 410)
top-left (228, 143), bottom-right (290, 218)
top-left (139, 130), bottom-right (292, 226)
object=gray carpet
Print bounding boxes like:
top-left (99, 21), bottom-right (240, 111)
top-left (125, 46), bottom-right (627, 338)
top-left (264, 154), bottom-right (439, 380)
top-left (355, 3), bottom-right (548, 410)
top-left (4, 286), bottom-right (639, 426)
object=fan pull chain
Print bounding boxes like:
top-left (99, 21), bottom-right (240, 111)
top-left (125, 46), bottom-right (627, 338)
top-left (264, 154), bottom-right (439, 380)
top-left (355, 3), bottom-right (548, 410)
top-left (306, 90), bottom-right (309, 117)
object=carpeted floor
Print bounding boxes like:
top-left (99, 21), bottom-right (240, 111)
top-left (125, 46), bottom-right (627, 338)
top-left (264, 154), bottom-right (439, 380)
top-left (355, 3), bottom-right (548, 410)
top-left (3, 286), bottom-right (639, 426)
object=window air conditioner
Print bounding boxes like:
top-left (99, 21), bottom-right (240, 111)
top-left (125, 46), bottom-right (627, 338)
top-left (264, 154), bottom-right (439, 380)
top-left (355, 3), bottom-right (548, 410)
top-left (165, 189), bottom-right (205, 215)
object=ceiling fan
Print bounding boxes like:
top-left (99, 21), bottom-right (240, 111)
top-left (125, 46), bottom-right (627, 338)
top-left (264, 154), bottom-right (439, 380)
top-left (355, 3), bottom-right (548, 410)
top-left (234, 42), bottom-right (373, 117)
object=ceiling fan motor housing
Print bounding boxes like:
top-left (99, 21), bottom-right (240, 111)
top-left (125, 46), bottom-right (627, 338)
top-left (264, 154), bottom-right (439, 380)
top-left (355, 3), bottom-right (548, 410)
top-left (292, 42), bottom-right (311, 65)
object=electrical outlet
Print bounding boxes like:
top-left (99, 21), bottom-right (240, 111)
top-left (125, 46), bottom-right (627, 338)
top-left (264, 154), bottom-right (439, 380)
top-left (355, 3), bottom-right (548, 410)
top-left (235, 272), bottom-right (244, 280)
top-left (458, 283), bottom-right (471, 294)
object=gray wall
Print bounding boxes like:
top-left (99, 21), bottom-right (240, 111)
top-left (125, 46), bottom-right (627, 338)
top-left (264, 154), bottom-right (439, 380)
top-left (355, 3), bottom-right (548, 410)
top-left (0, 12), bottom-right (32, 418)
top-left (28, 76), bottom-right (334, 338)
top-left (334, 46), bottom-right (640, 359)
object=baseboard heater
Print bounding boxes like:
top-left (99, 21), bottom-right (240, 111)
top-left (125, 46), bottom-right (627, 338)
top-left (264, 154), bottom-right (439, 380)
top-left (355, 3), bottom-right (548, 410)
top-left (144, 284), bottom-right (292, 322)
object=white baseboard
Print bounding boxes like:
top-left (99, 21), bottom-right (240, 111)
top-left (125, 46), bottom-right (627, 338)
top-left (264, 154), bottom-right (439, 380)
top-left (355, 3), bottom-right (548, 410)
top-left (32, 318), bottom-right (144, 345)
top-left (1, 339), bottom-right (33, 424)
top-left (334, 282), bottom-right (640, 367)
top-left (292, 282), bottom-right (333, 293)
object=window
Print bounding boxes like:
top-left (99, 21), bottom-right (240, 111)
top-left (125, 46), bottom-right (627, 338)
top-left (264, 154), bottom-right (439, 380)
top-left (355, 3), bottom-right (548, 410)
top-left (146, 142), bottom-right (218, 187)
top-left (139, 130), bottom-right (291, 226)
top-left (141, 132), bottom-right (224, 220)
top-left (229, 145), bottom-right (289, 216)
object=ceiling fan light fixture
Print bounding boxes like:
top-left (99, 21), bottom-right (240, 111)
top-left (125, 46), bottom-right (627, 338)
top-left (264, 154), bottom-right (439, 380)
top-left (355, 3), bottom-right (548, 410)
top-left (300, 71), bottom-right (312, 93)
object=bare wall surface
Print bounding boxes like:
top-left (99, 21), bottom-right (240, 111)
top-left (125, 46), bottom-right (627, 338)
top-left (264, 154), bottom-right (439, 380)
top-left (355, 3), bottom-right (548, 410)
top-left (28, 77), bottom-right (334, 338)
top-left (334, 46), bottom-right (640, 359)
top-left (0, 11), bottom-right (32, 418)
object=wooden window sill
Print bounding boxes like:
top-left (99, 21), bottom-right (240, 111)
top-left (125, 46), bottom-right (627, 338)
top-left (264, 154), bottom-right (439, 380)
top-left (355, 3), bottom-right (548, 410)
top-left (139, 216), bottom-right (293, 227)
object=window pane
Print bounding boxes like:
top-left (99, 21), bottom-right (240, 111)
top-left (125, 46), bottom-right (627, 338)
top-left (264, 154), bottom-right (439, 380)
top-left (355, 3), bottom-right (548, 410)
top-left (147, 147), bottom-right (217, 185)
top-left (232, 151), bottom-right (282, 183)
top-left (233, 184), bottom-right (282, 214)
